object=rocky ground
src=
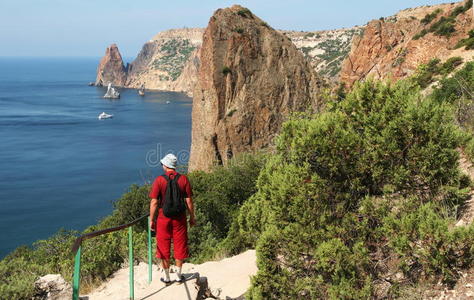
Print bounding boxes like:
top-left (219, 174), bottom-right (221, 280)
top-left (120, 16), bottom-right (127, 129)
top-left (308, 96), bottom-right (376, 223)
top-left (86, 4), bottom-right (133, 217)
top-left (83, 250), bottom-right (257, 300)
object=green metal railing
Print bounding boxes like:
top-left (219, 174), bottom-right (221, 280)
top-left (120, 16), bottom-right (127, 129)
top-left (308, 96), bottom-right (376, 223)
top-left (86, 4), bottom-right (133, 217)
top-left (70, 214), bottom-right (153, 300)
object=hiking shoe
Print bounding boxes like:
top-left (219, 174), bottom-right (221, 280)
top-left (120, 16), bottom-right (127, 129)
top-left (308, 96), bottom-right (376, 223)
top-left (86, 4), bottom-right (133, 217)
top-left (174, 273), bottom-right (185, 283)
top-left (160, 277), bottom-right (171, 286)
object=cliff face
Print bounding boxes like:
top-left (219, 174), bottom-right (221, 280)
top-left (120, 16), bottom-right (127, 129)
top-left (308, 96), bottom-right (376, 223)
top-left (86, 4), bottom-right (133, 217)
top-left (283, 27), bottom-right (364, 80)
top-left (340, 1), bottom-right (474, 86)
top-left (95, 44), bottom-right (127, 86)
top-left (125, 28), bottom-right (204, 94)
top-left (95, 29), bottom-right (203, 95)
top-left (188, 5), bottom-right (320, 171)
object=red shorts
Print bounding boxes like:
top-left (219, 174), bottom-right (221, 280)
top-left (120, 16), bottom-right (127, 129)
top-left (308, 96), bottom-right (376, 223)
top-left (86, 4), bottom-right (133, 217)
top-left (155, 208), bottom-right (188, 260)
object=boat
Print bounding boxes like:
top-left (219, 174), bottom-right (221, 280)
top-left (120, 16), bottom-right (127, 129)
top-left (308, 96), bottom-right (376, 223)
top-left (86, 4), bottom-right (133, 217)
top-left (138, 85), bottom-right (145, 96)
top-left (88, 82), bottom-right (95, 86)
top-left (103, 83), bottom-right (120, 99)
top-left (98, 112), bottom-right (113, 120)
top-left (166, 100), bottom-right (170, 104)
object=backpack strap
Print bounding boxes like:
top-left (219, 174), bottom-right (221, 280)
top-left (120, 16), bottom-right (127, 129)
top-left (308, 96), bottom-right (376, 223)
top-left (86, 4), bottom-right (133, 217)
top-left (161, 174), bottom-right (170, 182)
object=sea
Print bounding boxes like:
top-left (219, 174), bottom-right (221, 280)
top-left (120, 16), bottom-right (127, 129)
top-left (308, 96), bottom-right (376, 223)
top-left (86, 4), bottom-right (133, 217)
top-left (0, 57), bottom-right (192, 258)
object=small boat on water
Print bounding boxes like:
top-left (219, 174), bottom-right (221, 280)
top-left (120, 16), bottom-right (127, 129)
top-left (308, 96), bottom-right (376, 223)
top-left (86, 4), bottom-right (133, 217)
top-left (138, 84), bottom-right (145, 96)
top-left (103, 83), bottom-right (120, 99)
top-left (88, 82), bottom-right (95, 86)
top-left (166, 101), bottom-right (170, 104)
top-left (98, 112), bottom-right (113, 120)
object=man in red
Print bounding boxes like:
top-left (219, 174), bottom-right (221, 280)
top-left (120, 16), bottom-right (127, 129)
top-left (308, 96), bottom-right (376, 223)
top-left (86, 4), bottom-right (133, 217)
top-left (149, 153), bottom-right (195, 284)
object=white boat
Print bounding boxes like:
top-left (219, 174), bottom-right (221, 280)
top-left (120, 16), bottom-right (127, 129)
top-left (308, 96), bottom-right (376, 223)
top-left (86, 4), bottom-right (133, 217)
top-left (98, 112), bottom-right (113, 120)
top-left (103, 83), bottom-right (120, 99)
top-left (138, 85), bottom-right (145, 96)
top-left (166, 100), bottom-right (170, 104)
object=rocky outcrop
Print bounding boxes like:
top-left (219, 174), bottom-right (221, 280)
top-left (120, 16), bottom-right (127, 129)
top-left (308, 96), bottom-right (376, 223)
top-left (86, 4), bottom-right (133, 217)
top-left (170, 47), bottom-right (201, 94)
top-left (33, 274), bottom-right (72, 300)
top-left (95, 44), bottom-right (127, 87)
top-left (283, 27), bottom-right (364, 80)
top-left (125, 28), bottom-right (204, 94)
top-left (188, 5), bottom-right (320, 171)
top-left (340, 1), bottom-right (474, 86)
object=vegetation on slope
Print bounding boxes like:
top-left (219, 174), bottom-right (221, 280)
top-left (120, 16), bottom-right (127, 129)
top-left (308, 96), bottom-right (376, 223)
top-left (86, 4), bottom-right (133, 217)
top-left (3, 57), bottom-right (474, 300)
top-left (0, 154), bottom-right (265, 299)
top-left (152, 39), bottom-right (196, 81)
top-left (413, 1), bottom-right (472, 40)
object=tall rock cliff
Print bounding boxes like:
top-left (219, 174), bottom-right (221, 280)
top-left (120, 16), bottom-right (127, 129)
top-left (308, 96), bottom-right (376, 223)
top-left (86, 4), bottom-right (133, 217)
top-left (125, 28), bottom-right (204, 94)
top-left (188, 5), bottom-right (320, 171)
top-left (340, 0), bottom-right (474, 86)
top-left (95, 44), bottom-right (127, 86)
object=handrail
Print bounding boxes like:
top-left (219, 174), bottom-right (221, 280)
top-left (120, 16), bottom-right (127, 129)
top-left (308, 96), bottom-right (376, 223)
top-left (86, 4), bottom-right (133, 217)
top-left (71, 214), bottom-right (149, 254)
top-left (71, 213), bottom-right (153, 300)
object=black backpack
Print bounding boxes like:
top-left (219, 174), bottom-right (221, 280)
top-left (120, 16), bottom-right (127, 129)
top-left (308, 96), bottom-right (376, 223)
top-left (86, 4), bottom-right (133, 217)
top-left (161, 174), bottom-right (187, 217)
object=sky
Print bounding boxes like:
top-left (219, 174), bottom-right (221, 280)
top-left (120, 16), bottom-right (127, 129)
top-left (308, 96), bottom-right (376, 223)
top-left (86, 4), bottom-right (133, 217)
top-left (0, 0), bottom-right (456, 58)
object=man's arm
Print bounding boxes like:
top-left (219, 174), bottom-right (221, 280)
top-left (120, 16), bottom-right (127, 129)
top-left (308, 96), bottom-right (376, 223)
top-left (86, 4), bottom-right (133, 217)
top-left (150, 198), bottom-right (158, 229)
top-left (185, 197), bottom-right (196, 227)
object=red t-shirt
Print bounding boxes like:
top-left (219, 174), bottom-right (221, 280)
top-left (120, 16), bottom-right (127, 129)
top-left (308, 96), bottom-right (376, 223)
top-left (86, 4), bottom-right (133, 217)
top-left (149, 170), bottom-right (192, 207)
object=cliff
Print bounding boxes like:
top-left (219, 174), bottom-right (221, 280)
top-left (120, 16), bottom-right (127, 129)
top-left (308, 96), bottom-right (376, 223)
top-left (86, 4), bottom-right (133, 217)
top-left (283, 27), bottom-right (364, 80)
top-left (95, 44), bottom-right (127, 87)
top-left (340, 0), bottom-right (474, 86)
top-left (125, 28), bottom-right (204, 94)
top-left (95, 29), bottom-right (204, 95)
top-left (188, 5), bottom-right (320, 171)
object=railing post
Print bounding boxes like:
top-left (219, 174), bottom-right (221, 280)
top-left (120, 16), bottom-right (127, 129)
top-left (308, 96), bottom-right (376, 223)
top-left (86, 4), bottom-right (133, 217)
top-left (147, 216), bottom-right (152, 284)
top-left (72, 246), bottom-right (81, 300)
top-left (129, 227), bottom-right (134, 300)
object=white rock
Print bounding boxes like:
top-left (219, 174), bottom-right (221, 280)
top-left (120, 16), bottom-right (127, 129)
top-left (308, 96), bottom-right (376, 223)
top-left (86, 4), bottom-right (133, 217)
top-left (34, 274), bottom-right (72, 300)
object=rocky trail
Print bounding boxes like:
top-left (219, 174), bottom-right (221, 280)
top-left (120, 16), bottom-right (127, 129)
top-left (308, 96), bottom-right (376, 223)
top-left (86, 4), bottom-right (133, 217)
top-left (83, 250), bottom-right (257, 300)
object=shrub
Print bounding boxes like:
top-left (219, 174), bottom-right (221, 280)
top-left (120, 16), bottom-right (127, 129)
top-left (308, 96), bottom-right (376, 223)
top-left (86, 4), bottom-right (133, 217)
top-left (222, 66), bottom-right (232, 75)
top-left (237, 8), bottom-right (252, 18)
top-left (238, 79), bottom-right (470, 299)
top-left (431, 62), bottom-right (474, 130)
top-left (439, 56), bottom-right (463, 75)
top-left (186, 153), bottom-right (267, 262)
top-left (421, 8), bottom-right (442, 25)
top-left (455, 30), bottom-right (474, 50)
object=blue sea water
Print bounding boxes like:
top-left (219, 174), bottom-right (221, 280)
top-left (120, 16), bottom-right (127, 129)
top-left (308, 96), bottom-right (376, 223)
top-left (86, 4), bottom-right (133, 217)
top-left (0, 57), bottom-right (192, 258)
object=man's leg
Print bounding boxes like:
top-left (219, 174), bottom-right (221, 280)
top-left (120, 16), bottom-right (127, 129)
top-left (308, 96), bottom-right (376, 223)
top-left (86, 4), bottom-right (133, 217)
top-left (156, 216), bottom-right (172, 283)
top-left (172, 216), bottom-right (188, 282)
top-left (161, 259), bottom-right (170, 282)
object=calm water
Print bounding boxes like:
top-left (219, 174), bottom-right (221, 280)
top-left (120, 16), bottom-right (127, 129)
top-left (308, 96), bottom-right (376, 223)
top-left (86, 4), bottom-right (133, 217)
top-left (0, 57), bottom-right (192, 258)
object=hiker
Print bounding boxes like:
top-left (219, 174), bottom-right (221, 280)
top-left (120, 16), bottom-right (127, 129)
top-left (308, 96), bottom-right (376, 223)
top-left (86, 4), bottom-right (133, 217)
top-left (149, 153), bottom-right (196, 284)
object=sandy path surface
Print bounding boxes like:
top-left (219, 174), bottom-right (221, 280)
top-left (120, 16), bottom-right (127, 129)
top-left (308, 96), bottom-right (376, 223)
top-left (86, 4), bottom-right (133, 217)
top-left (84, 250), bottom-right (257, 300)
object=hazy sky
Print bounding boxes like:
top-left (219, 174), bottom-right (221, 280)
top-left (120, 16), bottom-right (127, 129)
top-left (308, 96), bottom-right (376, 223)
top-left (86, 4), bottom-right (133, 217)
top-left (0, 0), bottom-right (455, 58)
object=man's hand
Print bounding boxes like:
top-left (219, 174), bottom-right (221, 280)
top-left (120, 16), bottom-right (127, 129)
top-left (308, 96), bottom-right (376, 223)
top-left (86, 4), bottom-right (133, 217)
top-left (189, 216), bottom-right (196, 227)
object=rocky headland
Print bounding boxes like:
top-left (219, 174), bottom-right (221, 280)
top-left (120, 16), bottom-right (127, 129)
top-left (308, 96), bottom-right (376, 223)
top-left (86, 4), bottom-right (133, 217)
top-left (188, 5), bottom-right (321, 171)
top-left (340, 0), bottom-right (474, 86)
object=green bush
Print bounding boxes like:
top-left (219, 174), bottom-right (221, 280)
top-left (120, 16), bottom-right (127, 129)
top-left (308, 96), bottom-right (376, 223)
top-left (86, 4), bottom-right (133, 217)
top-left (237, 8), bottom-right (252, 18)
top-left (237, 79), bottom-right (471, 299)
top-left (222, 66), bottom-right (232, 75)
top-left (455, 30), bottom-right (474, 50)
top-left (431, 61), bottom-right (474, 130)
top-left (187, 153), bottom-right (267, 262)
top-left (421, 8), bottom-right (442, 25)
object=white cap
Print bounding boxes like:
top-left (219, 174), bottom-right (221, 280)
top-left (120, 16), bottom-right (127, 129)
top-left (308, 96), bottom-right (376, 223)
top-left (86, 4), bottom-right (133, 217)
top-left (160, 153), bottom-right (177, 169)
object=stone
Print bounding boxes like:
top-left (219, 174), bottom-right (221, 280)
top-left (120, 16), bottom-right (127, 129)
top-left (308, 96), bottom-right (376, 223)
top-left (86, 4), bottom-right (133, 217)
top-left (340, 2), bottom-right (474, 88)
top-left (34, 274), bottom-right (72, 300)
top-left (95, 44), bottom-right (127, 87)
top-left (188, 5), bottom-right (320, 171)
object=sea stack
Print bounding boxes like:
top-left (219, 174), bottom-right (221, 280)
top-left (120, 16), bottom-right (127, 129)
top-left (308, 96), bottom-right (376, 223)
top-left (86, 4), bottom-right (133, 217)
top-left (188, 5), bottom-right (320, 171)
top-left (95, 44), bottom-right (127, 87)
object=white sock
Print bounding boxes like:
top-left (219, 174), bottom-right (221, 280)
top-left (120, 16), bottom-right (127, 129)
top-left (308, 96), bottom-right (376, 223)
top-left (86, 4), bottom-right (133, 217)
top-left (176, 266), bottom-right (182, 281)
top-left (164, 268), bottom-right (170, 281)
